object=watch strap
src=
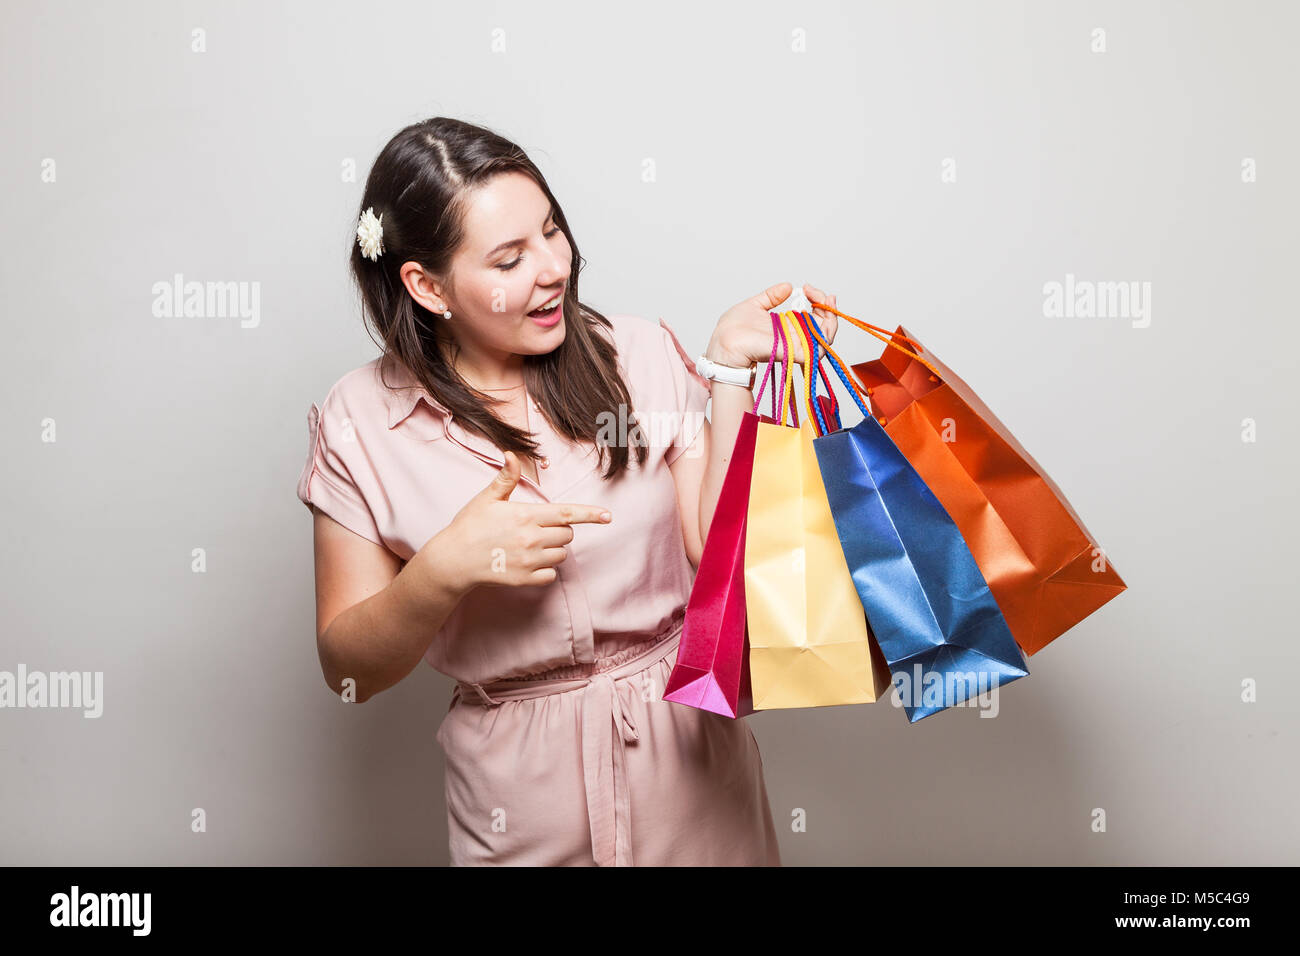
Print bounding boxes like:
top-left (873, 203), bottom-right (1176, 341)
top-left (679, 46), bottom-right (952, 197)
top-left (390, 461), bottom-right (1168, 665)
top-left (695, 354), bottom-right (755, 387)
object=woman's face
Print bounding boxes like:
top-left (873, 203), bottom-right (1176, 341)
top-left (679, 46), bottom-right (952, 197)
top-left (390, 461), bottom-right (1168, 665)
top-left (436, 171), bottom-right (572, 359)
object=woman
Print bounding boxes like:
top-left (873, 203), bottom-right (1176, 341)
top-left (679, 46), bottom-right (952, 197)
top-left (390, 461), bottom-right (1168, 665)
top-left (296, 117), bottom-right (838, 866)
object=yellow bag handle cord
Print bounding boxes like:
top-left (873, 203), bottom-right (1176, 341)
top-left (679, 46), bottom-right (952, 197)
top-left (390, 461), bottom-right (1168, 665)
top-left (791, 309), bottom-right (869, 406)
top-left (781, 309), bottom-right (875, 429)
top-left (781, 310), bottom-right (821, 431)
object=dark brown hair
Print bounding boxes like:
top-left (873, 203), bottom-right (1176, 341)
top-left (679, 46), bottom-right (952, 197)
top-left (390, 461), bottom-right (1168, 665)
top-left (349, 117), bottom-right (648, 479)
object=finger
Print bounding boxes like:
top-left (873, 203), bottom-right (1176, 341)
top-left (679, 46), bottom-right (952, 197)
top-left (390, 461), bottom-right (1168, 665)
top-left (479, 451), bottom-right (522, 501)
top-left (533, 502), bottom-right (613, 527)
top-left (751, 281), bottom-right (794, 312)
top-left (534, 546), bottom-right (569, 568)
top-left (529, 566), bottom-right (559, 585)
top-left (803, 283), bottom-right (830, 307)
top-left (536, 524), bottom-right (576, 548)
top-left (803, 287), bottom-right (838, 342)
top-left (821, 294), bottom-right (838, 344)
top-left (804, 284), bottom-right (838, 318)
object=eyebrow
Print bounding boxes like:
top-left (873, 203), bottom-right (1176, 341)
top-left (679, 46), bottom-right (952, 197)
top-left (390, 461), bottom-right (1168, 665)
top-left (484, 206), bottom-right (557, 260)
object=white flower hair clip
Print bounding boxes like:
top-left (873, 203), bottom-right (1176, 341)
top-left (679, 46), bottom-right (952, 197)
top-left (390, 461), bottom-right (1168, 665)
top-left (356, 206), bottom-right (385, 261)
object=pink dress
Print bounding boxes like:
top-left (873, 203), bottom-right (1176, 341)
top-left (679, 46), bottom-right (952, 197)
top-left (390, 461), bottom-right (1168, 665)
top-left (296, 313), bottom-right (782, 866)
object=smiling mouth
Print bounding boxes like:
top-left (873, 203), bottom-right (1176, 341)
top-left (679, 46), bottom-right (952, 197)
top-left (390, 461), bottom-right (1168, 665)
top-left (527, 287), bottom-right (565, 317)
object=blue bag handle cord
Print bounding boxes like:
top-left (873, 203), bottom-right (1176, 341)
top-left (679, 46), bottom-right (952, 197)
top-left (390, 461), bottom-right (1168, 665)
top-left (801, 310), bottom-right (873, 422)
top-left (795, 310), bottom-right (856, 434)
top-left (798, 311), bottom-right (830, 437)
top-left (801, 311), bottom-right (844, 435)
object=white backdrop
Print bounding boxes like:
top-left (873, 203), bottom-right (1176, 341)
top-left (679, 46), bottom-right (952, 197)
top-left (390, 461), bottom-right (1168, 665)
top-left (2, 0), bottom-right (1296, 864)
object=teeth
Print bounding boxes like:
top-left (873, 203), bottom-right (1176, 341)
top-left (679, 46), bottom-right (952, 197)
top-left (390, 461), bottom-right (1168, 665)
top-left (532, 291), bottom-right (562, 313)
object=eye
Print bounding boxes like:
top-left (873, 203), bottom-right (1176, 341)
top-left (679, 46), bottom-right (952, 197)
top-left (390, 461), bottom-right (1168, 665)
top-left (496, 225), bottom-right (563, 271)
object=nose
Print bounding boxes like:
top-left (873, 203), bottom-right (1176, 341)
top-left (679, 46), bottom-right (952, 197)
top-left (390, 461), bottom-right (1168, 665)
top-left (536, 265), bottom-right (569, 291)
top-left (537, 242), bottom-right (569, 285)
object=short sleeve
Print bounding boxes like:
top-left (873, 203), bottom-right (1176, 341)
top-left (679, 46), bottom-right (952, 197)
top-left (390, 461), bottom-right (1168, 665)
top-left (296, 400), bottom-right (385, 546)
top-left (656, 318), bottom-right (712, 465)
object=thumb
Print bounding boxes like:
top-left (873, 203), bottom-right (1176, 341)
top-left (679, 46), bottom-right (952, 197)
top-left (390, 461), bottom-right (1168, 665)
top-left (752, 281), bottom-right (793, 311)
top-left (481, 450), bottom-right (522, 500)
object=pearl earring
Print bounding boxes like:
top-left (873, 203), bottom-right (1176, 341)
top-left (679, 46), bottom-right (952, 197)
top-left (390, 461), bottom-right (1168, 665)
top-left (442, 308), bottom-right (451, 320)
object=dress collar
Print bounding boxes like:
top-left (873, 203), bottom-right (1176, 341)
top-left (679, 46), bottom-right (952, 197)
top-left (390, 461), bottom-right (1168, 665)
top-left (381, 358), bottom-right (451, 429)
top-left (379, 354), bottom-right (601, 501)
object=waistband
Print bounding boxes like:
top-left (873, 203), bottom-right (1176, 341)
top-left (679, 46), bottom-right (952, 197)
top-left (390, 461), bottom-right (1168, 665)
top-left (447, 615), bottom-right (684, 867)
top-left (453, 613), bottom-right (685, 706)
top-left (452, 608), bottom-right (686, 707)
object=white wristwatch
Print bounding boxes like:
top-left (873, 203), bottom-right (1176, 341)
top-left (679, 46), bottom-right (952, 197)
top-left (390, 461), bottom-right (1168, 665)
top-left (694, 354), bottom-right (756, 388)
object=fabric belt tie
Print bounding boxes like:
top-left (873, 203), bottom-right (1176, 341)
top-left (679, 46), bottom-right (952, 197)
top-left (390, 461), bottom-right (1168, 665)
top-left (583, 671), bottom-right (639, 866)
top-left (451, 621), bottom-right (683, 867)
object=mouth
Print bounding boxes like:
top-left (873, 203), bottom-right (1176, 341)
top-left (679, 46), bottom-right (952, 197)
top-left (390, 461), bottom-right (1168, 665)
top-left (527, 286), bottom-right (565, 321)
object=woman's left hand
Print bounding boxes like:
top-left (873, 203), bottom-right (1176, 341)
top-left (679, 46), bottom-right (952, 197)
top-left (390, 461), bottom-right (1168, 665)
top-left (706, 282), bottom-right (839, 369)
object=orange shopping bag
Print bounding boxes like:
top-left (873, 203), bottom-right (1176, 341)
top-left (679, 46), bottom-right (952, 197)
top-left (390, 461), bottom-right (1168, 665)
top-left (827, 307), bottom-right (1126, 656)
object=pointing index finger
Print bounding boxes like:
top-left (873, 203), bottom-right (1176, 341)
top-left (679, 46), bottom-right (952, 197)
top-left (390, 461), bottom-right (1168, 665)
top-left (533, 502), bottom-right (613, 526)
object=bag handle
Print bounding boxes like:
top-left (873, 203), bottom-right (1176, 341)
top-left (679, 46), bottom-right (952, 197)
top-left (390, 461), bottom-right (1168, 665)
top-left (779, 310), bottom-right (825, 436)
top-left (753, 311), bottom-right (846, 430)
top-left (799, 311), bottom-right (842, 428)
top-left (792, 309), bottom-right (886, 426)
top-left (806, 301), bottom-right (945, 384)
top-left (753, 311), bottom-right (798, 426)
top-left (783, 310), bottom-right (839, 436)
top-left (752, 312), bottom-right (781, 418)
top-left (774, 311), bottom-right (806, 429)
top-left (769, 311), bottom-right (802, 427)
top-left (788, 310), bottom-right (846, 436)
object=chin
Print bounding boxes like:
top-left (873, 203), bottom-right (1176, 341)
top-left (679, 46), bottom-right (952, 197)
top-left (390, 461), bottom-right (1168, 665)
top-left (522, 317), bottom-right (565, 352)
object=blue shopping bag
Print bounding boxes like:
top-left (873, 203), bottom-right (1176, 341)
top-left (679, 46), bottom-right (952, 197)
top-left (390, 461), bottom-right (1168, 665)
top-left (787, 311), bottom-right (1029, 722)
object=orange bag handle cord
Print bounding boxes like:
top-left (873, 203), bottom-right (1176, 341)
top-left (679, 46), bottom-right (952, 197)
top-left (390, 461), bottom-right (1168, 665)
top-left (793, 309), bottom-right (868, 404)
top-left (782, 309), bottom-right (884, 430)
top-left (804, 301), bottom-right (945, 383)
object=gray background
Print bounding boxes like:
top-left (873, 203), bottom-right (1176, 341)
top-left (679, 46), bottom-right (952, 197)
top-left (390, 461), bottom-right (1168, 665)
top-left (3, 0), bottom-right (1296, 865)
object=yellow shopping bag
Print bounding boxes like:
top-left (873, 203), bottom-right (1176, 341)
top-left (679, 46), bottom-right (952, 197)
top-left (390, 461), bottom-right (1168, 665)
top-left (744, 310), bottom-right (892, 709)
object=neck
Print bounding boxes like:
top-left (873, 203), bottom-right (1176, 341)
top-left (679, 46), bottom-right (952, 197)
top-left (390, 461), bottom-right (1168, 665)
top-left (442, 332), bottom-right (525, 390)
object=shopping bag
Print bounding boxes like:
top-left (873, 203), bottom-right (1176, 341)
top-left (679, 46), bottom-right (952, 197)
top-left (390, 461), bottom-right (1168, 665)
top-left (664, 315), bottom-right (827, 717)
top-left (663, 409), bottom-right (759, 718)
top-left (744, 312), bottom-right (893, 710)
top-left (789, 310), bottom-right (1029, 722)
top-left (835, 310), bottom-right (1126, 655)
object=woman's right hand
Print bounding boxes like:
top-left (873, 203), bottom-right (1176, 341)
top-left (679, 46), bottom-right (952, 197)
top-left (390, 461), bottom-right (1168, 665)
top-left (414, 451), bottom-right (613, 595)
top-left (708, 281), bottom-right (840, 368)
